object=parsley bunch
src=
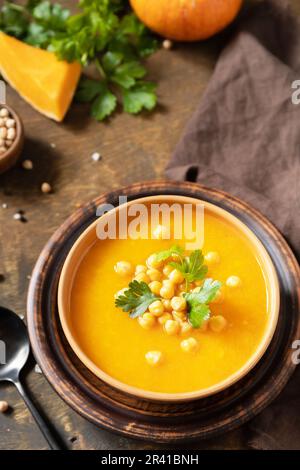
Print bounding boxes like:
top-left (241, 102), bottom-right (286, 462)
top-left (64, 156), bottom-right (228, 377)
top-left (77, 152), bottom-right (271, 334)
top-left (0, 0), bottom-right (159, 120)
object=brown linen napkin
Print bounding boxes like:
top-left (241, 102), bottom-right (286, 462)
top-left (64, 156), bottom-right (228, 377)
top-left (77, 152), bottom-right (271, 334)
top-left (166, 0), bottom-right (300, 450)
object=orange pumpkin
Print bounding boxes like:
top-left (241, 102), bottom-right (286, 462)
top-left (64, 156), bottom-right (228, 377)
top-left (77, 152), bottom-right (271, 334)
top-left (130, 0), bottom-right (243, 41)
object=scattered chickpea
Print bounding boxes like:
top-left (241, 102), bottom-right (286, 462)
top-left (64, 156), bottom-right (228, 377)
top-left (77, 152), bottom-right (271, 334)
top-left (149, 300), bottom-right (164, 317)
top-left (226, 275), bottom-right (241, 288)
top-left (134, 272), bottom-right (150, 284)
top-left (169, 268), bottom-right (184, 284)
top-left (162, 39), bottom-right (173, 50)
top-left (149, 281), bottom-right (162, 296)
top-left (164, 319), bottom-right (180, 336)
top-left (146, 254), bottom-right (162, 269)
top-left (22, 159), bottom-right (33, 170)
top-left (181, 321), bottom-right (192, 335)
top-left (0, 401), bottom-right (9, 413)
top-left (205, 251), bottom-right (220, 265)
top-left (41, 182), bottom-right (52, 194)
top-left (163, 264), bottom-right (173, 277)
top-left (114, 261), bottom-right (133, 276)
top-left (158, 313), bottom-right (173, 325)
top-left (152, 224), bottom-right (169, 239)
top-left (145, 350), bottom-right (162, 366)
top-left (180, 337), bottom-right (198, 353)
top-left (171, 296), bottom-right (187, 312)
top-left (162, 299), bottom-right (172, 312)
top-left (135, 264), bottom-right (147, 275)
top-left (146, 268), bottom-right (162, 281)
top-left (138, 312), bottom-right (156, 329)
top-left (209, 315), bottom-right (227, 333)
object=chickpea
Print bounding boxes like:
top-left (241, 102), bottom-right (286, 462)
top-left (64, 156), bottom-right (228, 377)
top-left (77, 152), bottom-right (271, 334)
top-left (0, 127), bottom-right (7, 139)
top-left (160, 284), bottom-right (174, 299)
top-left (147, 268), bottom-right (162, 281)
top-left (163, 264), bottom-right (173, 277)
top-left (149, 281), bottom-right (162, 296)
top-left (169, 269), bottom-right (184, 284)
top-left (138, 312), bottom-right (156, 329)
top-left (114, 261), bottom-right (133, 276)
top-left (134, 272), bottom-right (150, 284)
top-left (171, 296), bottom-right (187, 312)
top-left (181, 321), bottom-right (192, 335)
top-left (149, 300), bottom-right (164, 317)
top-left (152, 224), bottom-right (169, 240)
top-left (226, 275), bottom-right (241, 288)
top-left (7, 128), bottom-right (16, 140)
top-left (204, 251), bottom-right (220, 265)
top-left (145, 350), bottom-right (162, 366)
top-left (180, 337), bottom-right (198, 353)
top-left (209, 315), bottom-right (227, 333)
top-left (162, 299), bottom-right (172, 312)
top-left (135, 264), bottom-right (147, 275)
top-left (164, 319), bottom-right (180, 335)
top-left (0, 108), bottom-right (9, 117)
top-left (172, 311), bottom-right (187, 323)
top-left (0, 401), bottom-right (9, 413)
top-left (158, 313), bottom-right (173, 325)
top-left (146, 254), bottom-right (162, 269)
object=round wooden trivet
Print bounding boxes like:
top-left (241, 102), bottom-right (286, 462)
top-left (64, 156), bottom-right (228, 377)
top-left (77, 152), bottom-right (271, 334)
top-left (27, 181), bottom-right (300, 443)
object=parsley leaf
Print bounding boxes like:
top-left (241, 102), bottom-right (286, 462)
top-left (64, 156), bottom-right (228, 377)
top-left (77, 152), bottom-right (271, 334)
top-left (91, 87), bottom-right (117, 121)
top-left (122, 81), bottom-right (157, 114)
top-left (170, 249), bottom-right (208, 284)
top-left (154, 245), bottom-right (184, 263)
top-left (184, 279), bottom-right (222, 328)
top-left (115, 280), bottom-right (158, 319)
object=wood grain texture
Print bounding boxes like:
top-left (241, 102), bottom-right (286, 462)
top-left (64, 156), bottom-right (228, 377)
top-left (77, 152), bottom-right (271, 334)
top-left (0, 0), bottom-right (300, 451)
top-left (27, 181), bottom-right (300, 443)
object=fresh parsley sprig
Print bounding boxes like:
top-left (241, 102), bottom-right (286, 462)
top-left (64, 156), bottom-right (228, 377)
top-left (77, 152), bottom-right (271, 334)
top-left (170, 249), bottom-right (208, 287)
top-left (115, 280), bottom-right (158, 318)
top-left (184, 279), bottom-right (222, 328)
top-left (0, 0), bottom-right (159, 120)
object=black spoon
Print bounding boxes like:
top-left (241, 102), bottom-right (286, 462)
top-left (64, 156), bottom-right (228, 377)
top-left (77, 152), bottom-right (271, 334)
top-left (0, 306), bottom-right (61, 450)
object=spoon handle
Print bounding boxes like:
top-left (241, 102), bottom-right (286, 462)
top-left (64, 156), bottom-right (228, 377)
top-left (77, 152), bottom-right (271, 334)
top-left (14, 379), bottom-right (62, 450)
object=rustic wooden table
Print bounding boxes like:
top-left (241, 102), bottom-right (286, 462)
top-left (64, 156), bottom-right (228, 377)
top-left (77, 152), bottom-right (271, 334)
top-left (0, 0), bottom-right (299, 451)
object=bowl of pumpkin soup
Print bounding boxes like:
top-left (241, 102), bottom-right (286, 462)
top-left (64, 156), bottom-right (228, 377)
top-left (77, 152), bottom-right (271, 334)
top-left (58, 195), bottom-right (279, 402)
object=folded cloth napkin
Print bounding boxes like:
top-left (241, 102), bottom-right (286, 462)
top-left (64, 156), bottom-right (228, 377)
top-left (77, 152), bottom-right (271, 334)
top-left (166, 0), bottom-right (300, 450)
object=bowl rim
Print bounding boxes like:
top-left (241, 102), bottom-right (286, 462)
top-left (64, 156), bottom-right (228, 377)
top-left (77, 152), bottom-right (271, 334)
top-left (58, 194), bottom-right (280, 402)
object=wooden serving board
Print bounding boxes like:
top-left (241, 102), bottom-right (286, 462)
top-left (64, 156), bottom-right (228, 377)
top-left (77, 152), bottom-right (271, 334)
top-left (26, 181), bottom-right (300, 443)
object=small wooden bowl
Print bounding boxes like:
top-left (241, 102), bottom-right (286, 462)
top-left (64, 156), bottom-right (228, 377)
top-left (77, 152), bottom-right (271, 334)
top-left (58, 194), bottom-right (280, 402)
top-left (0, 104), bottom-right (24, 174)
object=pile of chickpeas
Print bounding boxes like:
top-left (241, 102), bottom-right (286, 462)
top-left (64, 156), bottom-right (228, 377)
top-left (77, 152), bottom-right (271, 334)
top-left (114, 249), bottom-right (241, 367)
top-left (0, 107), bottom-right (17, 155)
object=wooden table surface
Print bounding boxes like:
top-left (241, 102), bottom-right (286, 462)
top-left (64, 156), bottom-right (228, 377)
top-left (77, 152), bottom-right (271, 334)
top-left (0, 0), bottom-right (299, 451)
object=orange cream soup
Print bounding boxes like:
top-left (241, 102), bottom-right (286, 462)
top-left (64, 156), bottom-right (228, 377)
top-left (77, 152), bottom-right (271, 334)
top-left (70, 209), bottom-right (268, 394)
